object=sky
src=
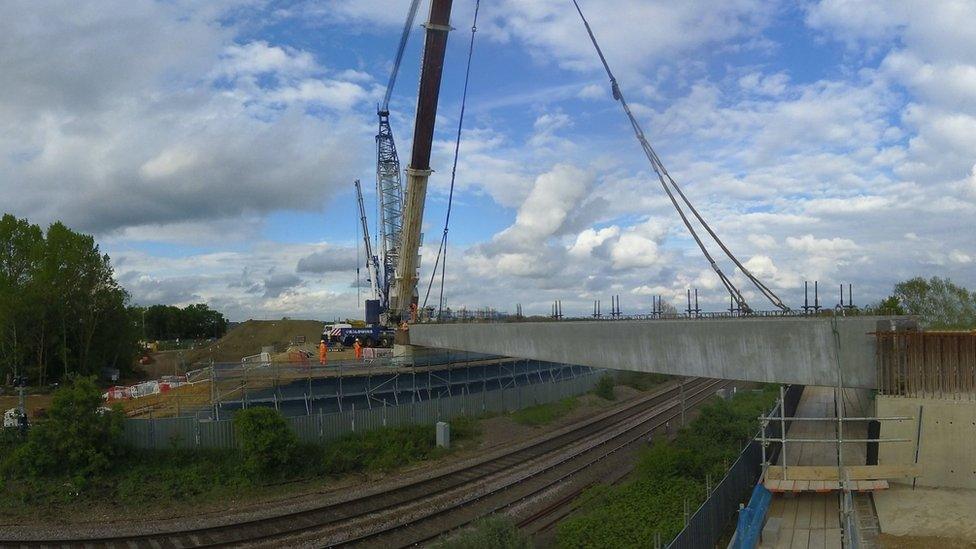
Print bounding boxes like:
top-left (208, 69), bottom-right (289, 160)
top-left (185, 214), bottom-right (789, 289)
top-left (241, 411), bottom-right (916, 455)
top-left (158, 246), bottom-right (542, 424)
top-left (2, 0), bottom-right (975, 321)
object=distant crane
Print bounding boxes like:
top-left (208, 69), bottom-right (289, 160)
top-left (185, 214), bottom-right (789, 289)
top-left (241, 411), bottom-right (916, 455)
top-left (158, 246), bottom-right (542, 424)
top-left (349, 0), bottom-right (455, 352)
top-left (372, 0), bottom-right (422, 324)
top-left (354, 179), bottom-right (381, 303)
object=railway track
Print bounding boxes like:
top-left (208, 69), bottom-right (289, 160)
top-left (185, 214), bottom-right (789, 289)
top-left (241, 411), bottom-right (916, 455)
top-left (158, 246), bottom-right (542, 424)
top-left (337, 379), bottom-right (728, 548)
top-left (514, 427), bottom-right (649, 537)
top-left (2, 378), bottom-right (721, 548)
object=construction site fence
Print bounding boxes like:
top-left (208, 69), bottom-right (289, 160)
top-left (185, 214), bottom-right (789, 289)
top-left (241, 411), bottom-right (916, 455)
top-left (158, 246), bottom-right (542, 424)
top-left (876, 330), bottom-right (976, 398)
top-left (668, 384), bottom-right (804, 549)
top-left (121, 367), bottom-right (601, 450)
top-left (185, 351), bottom-right (504, 382)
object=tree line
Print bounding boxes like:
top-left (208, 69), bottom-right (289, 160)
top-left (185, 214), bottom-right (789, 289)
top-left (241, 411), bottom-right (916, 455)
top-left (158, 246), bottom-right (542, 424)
top-left (873, 276), bottom-right (976, 329)
top-left (130, 303), bottom-right (228, 342)
top-left (0, 214), bottom-right (139, 386)
top-left (1, 214), bottom-right (231, 386)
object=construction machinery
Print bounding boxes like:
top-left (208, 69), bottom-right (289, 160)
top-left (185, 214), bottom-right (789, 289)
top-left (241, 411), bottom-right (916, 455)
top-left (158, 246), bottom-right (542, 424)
top-left (389, 0), bottom-right (454, 340)
top-left (348, 0), bottom-right (455, 353)
top-left (368, 0), bottom-right (422, 327)
top-left (354, 179), bottom-right (384, 322)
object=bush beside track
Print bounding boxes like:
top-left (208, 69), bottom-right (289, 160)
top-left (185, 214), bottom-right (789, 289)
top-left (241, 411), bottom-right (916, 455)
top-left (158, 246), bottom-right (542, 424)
top-left (0, 377), bottom-right (480, 519)
top-left (0, 371), bottom-right (681, 534)
top-left (555, 385), bottom-right (779, 547)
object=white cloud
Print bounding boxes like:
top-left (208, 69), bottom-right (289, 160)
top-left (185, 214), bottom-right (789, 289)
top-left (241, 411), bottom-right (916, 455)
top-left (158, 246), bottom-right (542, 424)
top-left (568, 219), bottom-right (667, 270)
top-left (738, 71), bottom-right (790, 96)
top-left (494, 164), bottom-right (594, 249)
top-left (803, 196), bottom-right (893, 215)
top-left (528, 112), bottom-right (574, 148)
top-left (483, 0), bottom-right (775, 76)
top-left (268, 79), bottom-right (372, 110)
top-left (806, 1), bottom-right (976, 64)
top-left (217, 41), bottom-right (318, 78)
top-left (748, 234), bottom-right (777, 249)
top-left (786, 235), bottom-right (859, 254)
top-left (578, 83), bottom-right (606, 100)
top-left (139, 146), bottom-right (201, 180)
top-left (949, 250), bottom-right (973, 264)
top-left (881, 51), bottom-right (976, 113)
top-left (968, 164), bottom-right (976, 198)
top-left (0, 1), bottom-right (374, 235)
top-left (610, 232), bottom-right (660, 269)
top-left (569, 226), bottom-right (620, 257)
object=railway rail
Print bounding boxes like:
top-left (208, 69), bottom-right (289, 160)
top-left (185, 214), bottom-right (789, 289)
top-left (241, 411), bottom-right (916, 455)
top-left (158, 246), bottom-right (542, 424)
top-left (2, 378), bottom-right (723, 548)
top-left (338, 379), bottom-right (727, 548)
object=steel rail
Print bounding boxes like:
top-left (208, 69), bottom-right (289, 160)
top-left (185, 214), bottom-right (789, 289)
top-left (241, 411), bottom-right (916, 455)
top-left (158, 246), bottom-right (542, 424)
top-left (338, 380), bottom-right (728, 548)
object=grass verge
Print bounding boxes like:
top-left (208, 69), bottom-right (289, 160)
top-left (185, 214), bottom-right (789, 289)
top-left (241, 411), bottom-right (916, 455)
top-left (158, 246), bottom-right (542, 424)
top-left (511, 397), bottom-right (578, 426)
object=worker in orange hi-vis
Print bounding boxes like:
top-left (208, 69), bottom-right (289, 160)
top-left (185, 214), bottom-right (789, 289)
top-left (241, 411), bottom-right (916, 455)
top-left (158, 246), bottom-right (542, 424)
top-left (318, 339), bottom-right (328, 365)
top-left (353, 338), bottom-right (363, 360)
top-left (410, 302), bottom-right (418, 322)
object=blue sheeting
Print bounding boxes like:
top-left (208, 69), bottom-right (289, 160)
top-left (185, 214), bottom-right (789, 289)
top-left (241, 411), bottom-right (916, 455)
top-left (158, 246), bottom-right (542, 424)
top-left (733, 483), bottom-right (772, 549)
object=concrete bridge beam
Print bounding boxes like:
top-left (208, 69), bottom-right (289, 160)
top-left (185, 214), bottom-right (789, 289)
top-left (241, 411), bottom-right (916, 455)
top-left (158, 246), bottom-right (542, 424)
top-left (411, 316), bottom-right (914, 389)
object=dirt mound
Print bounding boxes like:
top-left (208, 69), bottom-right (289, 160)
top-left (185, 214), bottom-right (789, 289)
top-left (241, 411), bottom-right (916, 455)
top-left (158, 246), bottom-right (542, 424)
top-left (181, 319), bottom-right (324, 365)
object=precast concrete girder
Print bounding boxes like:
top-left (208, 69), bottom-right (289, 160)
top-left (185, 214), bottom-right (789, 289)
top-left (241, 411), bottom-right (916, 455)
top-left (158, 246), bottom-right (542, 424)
top-left (411, 316), bottom-right (915, 389)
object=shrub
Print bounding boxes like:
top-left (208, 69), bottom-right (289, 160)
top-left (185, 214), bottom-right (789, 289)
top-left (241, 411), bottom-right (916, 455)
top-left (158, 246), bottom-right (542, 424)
top-left (10, 376), bottom-right (123, 481)
top-left (234, 407), bottom-right (298, 481)
top-left (556, 386), bottom-right (779, 547)
top-left (450, 415), bottom-right (482, 439)
top-left (434, 516), bottom-right (532, 549)
top-left (593, 374), bottom-right (616, 401)
top-left (322, 424), bottom-right (441, 475)
top-left (321, 419), bottom-right (482, 476)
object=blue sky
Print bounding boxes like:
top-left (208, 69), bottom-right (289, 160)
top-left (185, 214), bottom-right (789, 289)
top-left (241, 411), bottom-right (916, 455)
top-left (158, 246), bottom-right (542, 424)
top-left (2, 0), bottom-right (975, 320)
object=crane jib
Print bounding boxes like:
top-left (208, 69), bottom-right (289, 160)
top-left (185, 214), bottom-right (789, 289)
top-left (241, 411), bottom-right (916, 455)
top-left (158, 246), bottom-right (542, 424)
top-left (391, 0), bottom-right (455, 330)
top-left (408, 0), bottom-right (453, 171)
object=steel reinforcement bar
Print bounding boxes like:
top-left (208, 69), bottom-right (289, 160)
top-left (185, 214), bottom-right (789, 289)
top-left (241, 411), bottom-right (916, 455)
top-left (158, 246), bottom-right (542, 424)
top-left (876, 330), bottom-right (976, 398)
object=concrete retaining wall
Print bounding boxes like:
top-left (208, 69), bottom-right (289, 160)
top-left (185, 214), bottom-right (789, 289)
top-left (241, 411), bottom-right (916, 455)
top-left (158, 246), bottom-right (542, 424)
top-left (413, 316), bottom-right (905, 388)
top-left (877, 395), bottom-right (976, 489)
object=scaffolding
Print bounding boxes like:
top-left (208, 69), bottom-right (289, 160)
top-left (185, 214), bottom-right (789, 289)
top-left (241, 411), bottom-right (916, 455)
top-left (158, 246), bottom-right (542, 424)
top-left (208, 354), bottom-right (594, 421)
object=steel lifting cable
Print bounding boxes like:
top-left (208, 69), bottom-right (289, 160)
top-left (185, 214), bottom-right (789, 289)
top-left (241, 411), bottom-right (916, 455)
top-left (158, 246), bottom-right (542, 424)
top-left (422, 0), bottom-right (481, 318)
top-left (571, 0), bottom-right (790, 313)
top-left (571, 0), bottom-right (752, 313)
top-left (646, 146), bottom-right (789, 310)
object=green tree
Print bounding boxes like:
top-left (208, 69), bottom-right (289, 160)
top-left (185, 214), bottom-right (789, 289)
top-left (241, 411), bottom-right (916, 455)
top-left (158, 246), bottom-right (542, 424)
top-left (0, 214), bottom-right (139, 385)
top-left (11, 376), bottom-right (124, 480)
top-left (869, 295), bottom-right (906, 316)
top-left (894, 276), bottom-right (976, 329)
top-left (234, 407), bottom-right (298, 481)
top-left (139, 303), bottom-right (228, 341)
top-left (0, 214), bottom-right (43, 384)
